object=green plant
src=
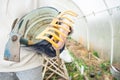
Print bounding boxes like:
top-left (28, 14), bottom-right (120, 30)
top-left (100, 61), bottom-right (110, 71)
top-left (93, 51), bottom-right (99, 58)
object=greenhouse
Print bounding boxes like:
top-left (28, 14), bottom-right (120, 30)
top-left (0, 0), bottom-right (120, 80)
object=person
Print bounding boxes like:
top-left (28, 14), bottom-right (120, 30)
top-left (0, 0), bottom-right (43, 80)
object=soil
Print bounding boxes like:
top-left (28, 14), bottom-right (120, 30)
top-left (65, 38), bottom-right (115, 80)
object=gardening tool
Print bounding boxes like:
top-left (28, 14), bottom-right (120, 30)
top-left (4, 7), bottom-right (77, 62)
top-left (4, 18), bottom-right (21, 62)
top-left (4, 7), bottom-right (59, 62)
top-left (35, 10), bottom-right (77, 56)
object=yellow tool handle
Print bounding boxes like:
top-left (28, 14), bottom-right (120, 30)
top-left (45, 31), bottom-right (63, 42)
top-left (36, 36), bottom-right (59, 48)
top-left (57, 10), bottom-right (78, 18)
top-left (50, 18), bottom-right (72, 32)
top-left (36, 10), bottom-right (77, 49)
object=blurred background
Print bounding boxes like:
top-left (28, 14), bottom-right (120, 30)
top-left (1, 0), bottom-right (120, 79)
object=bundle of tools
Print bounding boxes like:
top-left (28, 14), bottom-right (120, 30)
top-left (34, 10), bottom-right (77, 57)
top-left (4, 7), bottom-right (77, 62)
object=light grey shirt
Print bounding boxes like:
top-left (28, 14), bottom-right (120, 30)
top-left (0, 0), bottom-right (43, 72)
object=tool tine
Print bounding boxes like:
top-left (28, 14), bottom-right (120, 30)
top-left (23, 20), bottom-right (29, 37)
top-left (11, 18), bottom-right (19, 31)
